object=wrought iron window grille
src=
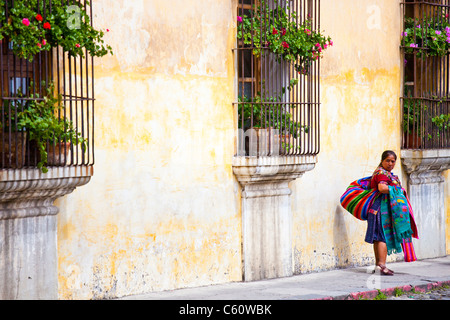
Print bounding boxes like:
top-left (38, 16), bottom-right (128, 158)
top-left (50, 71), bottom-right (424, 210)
top-left (0, 0), bottom-right (95, 172)
top-left (401, 0), bottom-right (450, 149)
top-left (234, 0), bottom-right (321, 157)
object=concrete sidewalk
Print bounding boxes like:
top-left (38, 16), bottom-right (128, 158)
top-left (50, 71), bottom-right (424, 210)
top-left (118, 255), bottom-right (450, 300)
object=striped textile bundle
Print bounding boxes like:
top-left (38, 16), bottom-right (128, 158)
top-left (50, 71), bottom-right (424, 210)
top-left (401, 239), bottom-right (417, 262)
top-left (340, 177), bottom-right (378, 221)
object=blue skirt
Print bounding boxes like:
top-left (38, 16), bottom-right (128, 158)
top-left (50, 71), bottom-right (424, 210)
top-left (364, 196), bottom-right (386, 244)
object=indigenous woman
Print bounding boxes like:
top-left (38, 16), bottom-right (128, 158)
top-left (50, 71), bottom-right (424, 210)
top-left (365, 150), bottom-right (418, 275)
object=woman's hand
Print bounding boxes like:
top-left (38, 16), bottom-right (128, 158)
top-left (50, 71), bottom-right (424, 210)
top-left (378, 183), bottom-right (389, 194)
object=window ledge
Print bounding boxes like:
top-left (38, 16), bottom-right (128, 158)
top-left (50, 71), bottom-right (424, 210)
top-left (401, 149), bottom-right (450, 185)
top-left (232, 155), bottom-right (317, 186)
top-left (0, 166), bottom-right (93, 220)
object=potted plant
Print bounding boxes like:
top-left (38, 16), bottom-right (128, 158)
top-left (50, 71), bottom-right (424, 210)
top-left (238, 79), bottom-right (308, 155)
top-left (402, 96), bottom-right (424, 149)
top-left (237, 0), bottom-right (332, 75)
top-left (0, 0), bottom-right (112, 61)
top-left (14, 81), bottom-right (86, 173)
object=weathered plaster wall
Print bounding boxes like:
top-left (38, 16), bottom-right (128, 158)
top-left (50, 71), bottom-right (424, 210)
top-left (291, 0), bottom-right (405, 273)
top-left (51, 0), bottom-right (450, 299)
top-left (444, 171), bottom-right (450, 256)
top-left (55, 0), bottom-right (241, 299)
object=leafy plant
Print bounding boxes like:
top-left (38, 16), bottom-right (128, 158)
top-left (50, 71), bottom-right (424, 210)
top-left (237, 0), bottom-right (332, 75)
top-left (431, 113), bottom-right (450, 130)
top-left (402, 14), bottom-right (450, 57)
top-left (402, 97), bottom-right (424, 134)
top-left (393, 287), bottom-right (405, 297)
top-left (373, 290), bottom-right (387, 300)
top-left (238, 79), bottom-right (309, 138)
top-left (0, 0), bottom-right (112, 61)
top-left (11, 81), bottom-right (87, 173)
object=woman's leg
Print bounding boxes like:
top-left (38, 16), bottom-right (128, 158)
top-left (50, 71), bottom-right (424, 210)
top-left (373, 241), bottom-right (387, 266)
top-left (373, 241), bottom-right (394, 275)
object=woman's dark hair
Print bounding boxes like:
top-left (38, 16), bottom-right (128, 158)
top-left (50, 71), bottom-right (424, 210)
top-left (381, 150), bottom-right (397, 161)
top-left (379, 150), bottom-right (397, 167)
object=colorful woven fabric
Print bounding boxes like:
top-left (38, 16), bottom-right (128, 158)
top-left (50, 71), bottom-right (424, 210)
top-left (401, 238), bottom-right (417, 262)
top-left (340, 177), bottom-right (378, 221)
top-left (341, 172), bottom-right (418, 262)
top-left (380, 186), bottom-right (415, 259)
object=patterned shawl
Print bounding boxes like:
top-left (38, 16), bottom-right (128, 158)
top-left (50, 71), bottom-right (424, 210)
top-left (380, 185), bottom-right (414, 256)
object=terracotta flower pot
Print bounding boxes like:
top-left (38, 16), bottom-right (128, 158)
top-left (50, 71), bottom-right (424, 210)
top-left (47, 141), bottom-right (71, 166)
top-left (403, 132), bottom-right (421, 149)
top-left (244, 127), bottom-right (279, 156)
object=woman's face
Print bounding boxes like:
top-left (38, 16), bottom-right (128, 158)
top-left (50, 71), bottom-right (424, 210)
top-left (381, 155), bottom-right (396, 172)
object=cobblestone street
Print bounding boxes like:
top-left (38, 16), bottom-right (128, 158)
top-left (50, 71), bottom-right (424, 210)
top-left (387, 285), bottom-right (450, 300)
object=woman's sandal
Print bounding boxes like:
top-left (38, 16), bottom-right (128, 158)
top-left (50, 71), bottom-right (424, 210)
top-left (374, 264), bottom-right (394, 276)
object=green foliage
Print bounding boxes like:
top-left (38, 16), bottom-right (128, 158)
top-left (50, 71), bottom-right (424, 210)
top-left (402, 98), bottom-right (424, 134)
top-left (373, 290), bottom-right (387, 300)
top-left (393, 287), bottom-right (405, 297)
top-left (402, 14), bottom-right (450, 57)
top-left (237, 0), bottom-right (332, 75)
top-left (431, 113), bottom-right (450, 130)
top-left (238, 79), bottom-right (308, 139)
top-left (0, 0), bottom-right (112, 61)
top-left (8, 81), bottom-right (87, 173)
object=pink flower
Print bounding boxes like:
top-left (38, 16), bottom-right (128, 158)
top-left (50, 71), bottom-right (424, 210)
top-left (237, 16), bottom-right (243, 23)
top-left (305, 29), bottom-right (311, 35)
top-left (75, 43), bottom-right (81, 48)
top-left (22, 18), bottom-right (30, 26)
top-left (106, 29), bottom-right (110, 32)
top-left (42, 39), bottom-right (46, 45)
top-left (329, 41), bottom-right (333, 46)
top-left (37, 43), bottom-right (41, 48)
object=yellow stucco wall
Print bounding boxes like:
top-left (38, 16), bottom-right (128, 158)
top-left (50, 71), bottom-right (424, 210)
top-left (291, 0), bottom-right (405, 272)
top-left (55, 0), bottom-right (242, 299)
top-left (53, 0), bottom-right (449, 299)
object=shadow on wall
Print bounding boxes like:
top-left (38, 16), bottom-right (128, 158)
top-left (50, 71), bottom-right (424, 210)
top-left (333, 204), bottom-right (352, 267)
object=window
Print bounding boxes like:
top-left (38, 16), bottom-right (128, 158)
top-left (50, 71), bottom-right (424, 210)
top-left (235, 0), bottom-right (322, 156)
top-left (0, 0), bottom-right (95, 171)
top-left (401, 0), bottom-right (450, 149)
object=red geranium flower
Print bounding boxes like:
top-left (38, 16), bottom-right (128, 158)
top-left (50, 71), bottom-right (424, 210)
top-left (282, 41), bottom-right (289, 49)
top-left (36, 14), bottom-right (43, 22)
top-left (272, 27), bottom-right (278, 35)
top-left (43, 22), bottom-right (51, 30)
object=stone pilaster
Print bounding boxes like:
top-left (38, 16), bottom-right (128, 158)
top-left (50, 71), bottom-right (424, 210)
top-left (232, 156), bottom-right (316, 281)
top-left (0, 166), bottom-right (92, 299)
top-left (401, 149), bottom-right (450, 259)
